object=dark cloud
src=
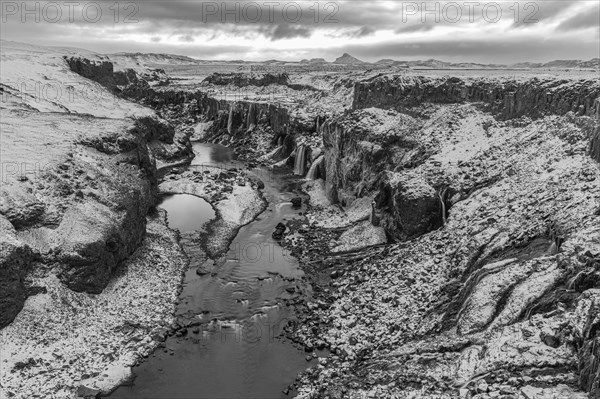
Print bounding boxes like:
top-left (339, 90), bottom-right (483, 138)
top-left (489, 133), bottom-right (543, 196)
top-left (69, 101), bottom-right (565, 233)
top-left (268, 24), bottom-right (312, 41)
top-left (395, 23), bottom-right (436, 34)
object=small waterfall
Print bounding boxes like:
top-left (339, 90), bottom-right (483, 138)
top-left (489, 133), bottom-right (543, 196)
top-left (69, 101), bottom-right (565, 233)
top-left (246, 103), bottom-right (256, 128)
top-left (293, 145), bottom-right (307, 176)
top-left (227, 105), bottom-right (234, 134)
top-left (306, 155), bottom-right (324, 180)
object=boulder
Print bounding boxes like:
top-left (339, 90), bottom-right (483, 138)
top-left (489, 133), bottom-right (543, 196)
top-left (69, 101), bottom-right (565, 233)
top-left (55, 193), bottom-right (150, 293)
top-left (377, 172), bottom-right (442, 239)
top-left (272, 222), bottom-right (286, 240)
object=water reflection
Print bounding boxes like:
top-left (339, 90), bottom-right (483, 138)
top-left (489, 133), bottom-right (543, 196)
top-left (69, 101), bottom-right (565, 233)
top-left (192, 142), bottom-right (235, 165)
top-left (159, 194), bottom-right (215, 232)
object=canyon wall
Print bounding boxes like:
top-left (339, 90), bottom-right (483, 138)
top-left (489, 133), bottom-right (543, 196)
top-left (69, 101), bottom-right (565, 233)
top-left (0, 55), bottom-right (185, 327)
top-left (323, 77), bottom-right (600, 239)
top-left (353, 75), bottom-right (600, 119)
top-left (313, 75), bottom-right (600, 396)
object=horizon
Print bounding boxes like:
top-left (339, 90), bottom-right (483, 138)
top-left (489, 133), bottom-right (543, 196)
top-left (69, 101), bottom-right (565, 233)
top-left (1, 1), bottom-right (598, 63)
top-left (2, 39), bottom-right (598, 66)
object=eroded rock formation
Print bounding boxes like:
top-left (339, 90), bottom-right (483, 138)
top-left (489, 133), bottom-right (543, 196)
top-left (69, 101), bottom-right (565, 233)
top-left (353, 75), bottom-right (600, 119)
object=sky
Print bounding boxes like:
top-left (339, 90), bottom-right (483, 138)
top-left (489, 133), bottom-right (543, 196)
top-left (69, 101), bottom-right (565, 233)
top-left (0, 0), bottom-right (599, 63)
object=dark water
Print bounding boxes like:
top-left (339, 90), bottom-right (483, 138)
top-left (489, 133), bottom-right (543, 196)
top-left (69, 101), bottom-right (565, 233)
top-left (110, 144), bottom-right (317, 399)
top-left (191, 142), bottom-right (235, 166)
top-left (159, 194), bottom-right (215, 232)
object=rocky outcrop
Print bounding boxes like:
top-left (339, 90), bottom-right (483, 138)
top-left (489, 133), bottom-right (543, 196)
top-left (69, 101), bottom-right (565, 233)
top-left (203, 72), bottom-right (289, 87)
top-left (376, 172), bottom-right (442, 239)
top-left (591, 98), bottom-right (600, 163)
top-left (65, 56), bottom-right (165, 92)
top-left (55, 187), bottom-right (152, 293)
top-left (573, 289), bottom-right (600, 396)
top-left (322, 108), bottom-right (422, 205)
top-left (207, 101), bottom-right (294, 136)
top-left (65, 56), bottom-right (116, 88)
top-left (353, 75), bottom-right (600, 119)
top-left (0, 216), bottom-right (33, 328)
top-left (592, 127), bottom-right (600, 163)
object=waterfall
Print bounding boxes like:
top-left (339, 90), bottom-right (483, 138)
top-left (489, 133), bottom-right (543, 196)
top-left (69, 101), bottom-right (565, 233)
top-left (306, 155), bottom-right (324, 180)
top-left (227, 105), bottom-right (234, 134)
top-left (247, 103), bottom-right (256, 127)
top-left (293, 145), bottom-right (307, 176)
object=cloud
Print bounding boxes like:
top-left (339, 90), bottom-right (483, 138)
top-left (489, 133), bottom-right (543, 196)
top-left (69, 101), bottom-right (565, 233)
top-left (556, 3), bottom-right (600, 31)
top-left (0, 0), bottom-right (597, 63)
top-left (178, 35), bottom-right (195, 43)
top-left (511, 0), bottom-right (578, 27)
top-left (267, 24), bottom-right (312, 41)
top-left (351, 26), bottom-right (376, 38)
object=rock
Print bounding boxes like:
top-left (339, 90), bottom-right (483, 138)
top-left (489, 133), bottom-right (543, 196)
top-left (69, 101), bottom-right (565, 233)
top-left (55, 197), bottom-right (151, 294)
top-left (76, 385), bottom-right (101, 398)
top-left (574, 289), bottom-right (600, 396)
top-left (541, 331), bottom-right (561, 348)
top-left (377, 172), bottom-right (442, 239)
top-left (0, 215), bottom-right (34, 328)
top-left (272, 222), bottom-right (287, 240)
top-left (291, 197), bottom-right (302, 208)
top-left (520, 385), bottom-right (543, 399)
top-left (353, 75), bottom-right (600, 119)
top-left (499, 385), bottom-right (515, 394)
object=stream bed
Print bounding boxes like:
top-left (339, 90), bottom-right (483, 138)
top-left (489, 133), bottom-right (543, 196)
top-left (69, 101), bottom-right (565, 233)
top-left (110, 144), bottom-right (318, 399)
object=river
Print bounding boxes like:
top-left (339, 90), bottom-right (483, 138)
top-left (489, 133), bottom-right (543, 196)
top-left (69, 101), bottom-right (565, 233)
top-left (110, 143), bottom-right (318, 398)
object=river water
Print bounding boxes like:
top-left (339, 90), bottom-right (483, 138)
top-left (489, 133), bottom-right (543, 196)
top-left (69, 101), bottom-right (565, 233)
top-left (110, 144), bottom-right (316, 399)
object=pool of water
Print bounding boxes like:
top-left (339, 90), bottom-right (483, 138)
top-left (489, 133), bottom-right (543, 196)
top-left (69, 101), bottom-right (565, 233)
top-left (110, 143), bottom-right (318, 399)
top-left (191, 142), bottom-right (235, 166)
top-left (159, 194), bottom-right (215, 232)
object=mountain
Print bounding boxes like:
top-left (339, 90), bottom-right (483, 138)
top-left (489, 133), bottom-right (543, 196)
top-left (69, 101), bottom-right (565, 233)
top-left (578, 58), bottom-right (600, 68)
top-left (333, 53), bottom-right (367, 64)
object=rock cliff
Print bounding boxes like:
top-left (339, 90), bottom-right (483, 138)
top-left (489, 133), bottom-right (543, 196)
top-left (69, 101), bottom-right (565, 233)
top-left (0, 50), bottom-right (181, 327)
top-left (353, 75), bottom-right (600, 119)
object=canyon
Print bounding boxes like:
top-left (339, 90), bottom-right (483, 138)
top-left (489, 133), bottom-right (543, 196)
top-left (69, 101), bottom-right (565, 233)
top-left (1, 41), bottom-right (599, 399)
